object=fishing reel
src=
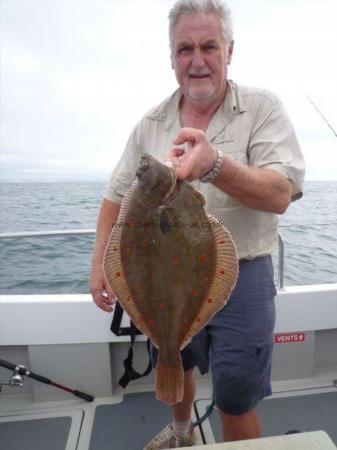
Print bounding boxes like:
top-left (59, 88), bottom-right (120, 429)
top-left (0, 359), bottom-right (94, 401)
top-left (0, 365), bottom-right (26, 392)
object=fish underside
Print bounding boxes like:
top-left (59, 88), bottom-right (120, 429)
top-left (104, 153), bottom-right (238, 405)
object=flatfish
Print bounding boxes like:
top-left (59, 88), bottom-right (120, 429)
top-left (104, 153), bottom-right (238, 405)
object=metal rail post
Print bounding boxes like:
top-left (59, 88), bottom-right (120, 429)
top-left (278, 233), bottom-right (284, 290)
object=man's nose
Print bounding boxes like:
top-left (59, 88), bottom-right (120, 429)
top-left (191, 48), bottom-right (205, 68)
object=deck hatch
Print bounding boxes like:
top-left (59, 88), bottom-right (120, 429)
top-left (0, 410), bottom-right (82, 450)
top-left (89, 392), bottom-right (171, 450)
top-left (198, 392), bottom-right (337, 445)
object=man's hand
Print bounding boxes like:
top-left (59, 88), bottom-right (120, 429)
top-left (90, 198), bottom-right (120, 313)
top-left (166, 128), bottom-right (217, 181)
top-left (90, 265), bottom-right (117, 313)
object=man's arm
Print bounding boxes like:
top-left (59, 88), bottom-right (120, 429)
top-left (213, 156), bottom-right (292, 214)
top-left (168, 128), bottom-right (292, 214)
top-left (90, 198), bottom-right (121, 312)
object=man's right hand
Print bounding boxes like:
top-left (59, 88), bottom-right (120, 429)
top-left (90, 266), bottom-right (117, 313)
top-left (90, 198), bottom-right (121, 313)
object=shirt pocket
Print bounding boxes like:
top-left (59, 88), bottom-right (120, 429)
top-left (212, 134), bottom-right (248, 164)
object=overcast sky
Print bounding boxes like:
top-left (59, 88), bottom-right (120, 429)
top-left (1, 0), bottom-right (336, 182)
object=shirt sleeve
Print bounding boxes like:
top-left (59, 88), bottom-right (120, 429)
top-left (104, 123), bottom-right (144, 203)
top-left (247, 95), bottom-right (306, 201)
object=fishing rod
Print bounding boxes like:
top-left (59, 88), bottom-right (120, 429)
top-left (0, 359), bottom-right (94, 402)
top-left (306, 94), bottom-right (337, 138)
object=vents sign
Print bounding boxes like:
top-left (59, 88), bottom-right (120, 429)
top-left (274, 332), bottom-right (305, 344)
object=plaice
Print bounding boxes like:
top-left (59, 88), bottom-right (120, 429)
top-left (104, 153), bottom-right (238, 405)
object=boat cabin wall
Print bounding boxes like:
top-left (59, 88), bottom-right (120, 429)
top-left (1, 285), bottom-right (337, 403)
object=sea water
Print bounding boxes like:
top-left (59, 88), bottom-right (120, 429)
top-left (0, 181), bottom-right (336, 294)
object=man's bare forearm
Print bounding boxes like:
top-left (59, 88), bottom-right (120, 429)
top-left (168, 128), bottom-right (292, 214)
top-left (92, 198), bottom-right (121, 266)
top-left (213, 155), bottom-right (292, 214)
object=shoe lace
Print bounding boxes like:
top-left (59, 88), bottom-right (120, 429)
top-left (153, 424), bottom-right (178, 447)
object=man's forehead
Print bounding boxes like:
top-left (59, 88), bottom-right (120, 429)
top-left (175, 35), bottom-right (220, 46)
top-left (172, 12), bottom-right (224, 45)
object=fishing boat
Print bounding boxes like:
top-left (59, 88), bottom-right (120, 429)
top-left (0, 230), bottom-right (336, 450)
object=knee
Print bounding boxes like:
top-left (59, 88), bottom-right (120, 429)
top-left (184, 367), bottom-right (195, 380)
top-left (217, 408), bottom-right (261, 440)
top-left (213, 371), bottom-right (264, 416)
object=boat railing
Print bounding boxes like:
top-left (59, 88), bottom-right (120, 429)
top-left (278, 233), bottom-right (284, 290)
top-left (0, 229), bottom-right (286, 289)
top-left (0, 229), bottom-right (95, 239)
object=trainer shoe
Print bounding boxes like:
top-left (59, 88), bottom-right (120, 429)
top-left (143, 423), bottom-right (196, 449)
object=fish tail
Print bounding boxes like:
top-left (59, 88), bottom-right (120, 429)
top-left (155, 352), bottom-right (184, 406)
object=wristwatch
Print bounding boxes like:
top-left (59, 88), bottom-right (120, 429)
top-left (199, 149), bottom-right (224, 183)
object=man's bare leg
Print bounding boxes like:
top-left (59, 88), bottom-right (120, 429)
top-left (218, 408), bottom-right (261, 441)
top-left (171, 367), bottom-right (195, 421)
top-left (143, 368), bottom-right (196, 449)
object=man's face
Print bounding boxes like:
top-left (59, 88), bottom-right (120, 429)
top-left (171, 13), bottom-right (233, 104)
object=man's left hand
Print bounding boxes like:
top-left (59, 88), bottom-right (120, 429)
top-left (166, 127), bottom-right (217, 181)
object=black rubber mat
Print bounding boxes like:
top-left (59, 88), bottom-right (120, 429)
top-left (89, 392), bottom-right (171, 450)
top-left (207, 391), bottom-right (337, 444)
top-left (0, 416), bottom-right (72, 450)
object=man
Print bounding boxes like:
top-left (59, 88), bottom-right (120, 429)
top-left (91, 0), bottom-right (305, 448)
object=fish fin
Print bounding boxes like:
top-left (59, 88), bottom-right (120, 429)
top-left (155, 352), bottom-right (184, 406)
top-left (103, 180), bottom-right (158, 344)
top-left (181, 214), bottom-right (238, 348)
top-left (208, 213), bottom-right (238, 304)
top-left (103, 180), bottom-right (137, 293)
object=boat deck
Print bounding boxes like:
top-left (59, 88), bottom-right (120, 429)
top-left (1, 374), bottom-right (336, 450)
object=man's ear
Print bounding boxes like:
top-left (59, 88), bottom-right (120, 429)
top-left (170, 53), bottom-right (175, 70)
top-left (227, 40), bottom-right (234, 65)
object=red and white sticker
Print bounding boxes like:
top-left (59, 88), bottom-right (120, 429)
top-left (274, 332), bottom-right (305, 344)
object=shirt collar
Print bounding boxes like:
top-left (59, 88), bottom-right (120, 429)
top-left (146, 80), bottom-right (247, 140)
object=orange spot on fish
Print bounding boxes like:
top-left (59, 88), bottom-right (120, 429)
top-left (197, 317), bottom-right (201, 323)
top-left (172, 255), bottom-right (181, 264)
top-left (113, 246), bottom-right (118, 251)
top-left (219, 269), bottom-right (225, 274)
top-left (207, 298), bottom-right (213, 303)
top-left (219, 240), bottom-right (225, 244)
top-left (126, 296), bottom-right (131, 302)
top-left (159, 303), bottom-right (166, 310)
top-left (191, 289), bottom-right (199, 297)
top-left (115, 271), bottom-right (121, 278)
top-left (199, 255), bottom-right (207, 263)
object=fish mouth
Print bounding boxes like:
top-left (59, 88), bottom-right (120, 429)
top-left (136, 154), bottom-right (178, 208)
top-left (136, 154), bottom-right (151, 179)
top-left (161, 164), bottom-right (178, 204)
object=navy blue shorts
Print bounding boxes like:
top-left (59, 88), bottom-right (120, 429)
top-left (151, 255), bottom-right (276, 415)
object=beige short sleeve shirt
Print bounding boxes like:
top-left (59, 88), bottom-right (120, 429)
top-left (105, 81), bottom-right (305, 259)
